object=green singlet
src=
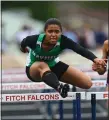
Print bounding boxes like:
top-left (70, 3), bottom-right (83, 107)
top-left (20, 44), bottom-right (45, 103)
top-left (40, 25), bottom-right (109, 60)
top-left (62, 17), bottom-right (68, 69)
top-left (26, 33), bottom-right (63, 68)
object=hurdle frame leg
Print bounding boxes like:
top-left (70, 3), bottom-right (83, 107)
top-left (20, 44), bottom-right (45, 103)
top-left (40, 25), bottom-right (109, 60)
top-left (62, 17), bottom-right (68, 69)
top-left (91, 94), bottom-right (96, 120)
top-left (59, 100), bottom-right (64, 120)
top-left (76, 93), bottom-right (81, 120)
top-left (72, 86), bottom-right (77, 120)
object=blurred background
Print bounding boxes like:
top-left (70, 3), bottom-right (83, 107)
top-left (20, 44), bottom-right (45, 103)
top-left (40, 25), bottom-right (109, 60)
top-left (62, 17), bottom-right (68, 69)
top-left (1, 1), bottom-right (108, 120)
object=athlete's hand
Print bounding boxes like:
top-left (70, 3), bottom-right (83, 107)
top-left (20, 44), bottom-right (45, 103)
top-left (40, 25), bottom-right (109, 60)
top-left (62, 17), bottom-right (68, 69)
top-left (92, 62), bottom-right (107, 75)
top-left (20, 47), bottom-right (29, 53)
top-left (93, 58), bottom-right (106, 66)
top-left (92, 63), bottom-right (97, 71)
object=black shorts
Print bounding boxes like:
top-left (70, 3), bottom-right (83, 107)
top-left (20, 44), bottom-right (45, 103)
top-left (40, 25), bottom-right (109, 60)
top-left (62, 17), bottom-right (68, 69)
top-left (26, 61), bottom-right (69, 82)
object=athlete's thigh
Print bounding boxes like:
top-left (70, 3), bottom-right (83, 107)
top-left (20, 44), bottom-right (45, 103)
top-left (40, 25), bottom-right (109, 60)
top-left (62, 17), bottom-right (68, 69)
top-left (29, 61), bottom-right (50, 81)
top-left (60, 66), bottom-right (91, 88)
top-left (29, 62), bottom-right (42, 81)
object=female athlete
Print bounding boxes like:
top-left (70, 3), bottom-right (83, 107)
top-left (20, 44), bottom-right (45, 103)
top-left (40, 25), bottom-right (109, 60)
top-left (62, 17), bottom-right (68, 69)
top-left (20, 18), bottom-right (106, 98)
top-left (92, 40), bottom-right (108, 85)
top-left (92, 40), bottom-right (109, 107)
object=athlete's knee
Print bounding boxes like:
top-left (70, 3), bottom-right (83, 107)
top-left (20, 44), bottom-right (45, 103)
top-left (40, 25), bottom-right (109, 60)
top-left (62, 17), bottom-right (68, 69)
top-left (85, 76), bottom-right (92, 89)
top-left (30, 62), bottom-right (48, 75)
top-left (85, 81), bottom-right (92, 89)
top-left (38, 62), bottom-right (51, 77)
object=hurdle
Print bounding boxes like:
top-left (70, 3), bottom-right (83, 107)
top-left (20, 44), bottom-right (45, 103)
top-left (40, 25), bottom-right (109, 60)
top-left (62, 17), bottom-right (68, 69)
top-left (1, 80), bottom-right (108, 120)
top-left (1, 91), bottom-right (108, 120)
top-left (1, 80), bottom-right (107, 91)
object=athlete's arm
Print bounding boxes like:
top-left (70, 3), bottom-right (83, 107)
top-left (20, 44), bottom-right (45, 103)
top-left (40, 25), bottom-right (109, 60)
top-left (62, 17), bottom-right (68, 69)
top-left (96, 40), bottom-right (108, 74)
top-left (102, 40), bottom-right (108, 59)
top-left (61, 35), bottom-right (97, 62)
top-left (20, 35), bottom-right (39, 52)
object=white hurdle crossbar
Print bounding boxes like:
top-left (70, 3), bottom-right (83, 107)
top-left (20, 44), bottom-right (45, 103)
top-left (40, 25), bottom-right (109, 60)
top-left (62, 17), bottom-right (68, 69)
top-left (1, 92), bottom-right (108, 102)
top-left (1, 80), bottom-right (107, 91)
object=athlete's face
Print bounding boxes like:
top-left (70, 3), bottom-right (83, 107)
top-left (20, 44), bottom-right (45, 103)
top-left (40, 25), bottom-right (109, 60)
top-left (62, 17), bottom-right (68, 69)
top-left (45, 24), bottom-right (62, 44)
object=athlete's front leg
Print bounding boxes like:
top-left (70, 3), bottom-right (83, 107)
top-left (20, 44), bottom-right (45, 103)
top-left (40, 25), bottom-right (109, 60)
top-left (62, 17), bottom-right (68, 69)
top-left (60, 66), bottom-right (92, 89)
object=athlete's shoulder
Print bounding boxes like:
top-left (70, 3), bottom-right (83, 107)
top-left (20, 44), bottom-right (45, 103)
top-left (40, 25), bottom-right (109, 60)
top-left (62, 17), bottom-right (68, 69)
top-left (61, 34), bottom-right (70, 42)
top-left (61, 34), bottom-right (73, 43)
top-left (103, 40), bottom-right (108, 49)
top-left (60, 34), bottom-right (75, 49)
top-left (21, 34), bottom-right (40, 49)
top-left (104, 40), bottom-right (108, 45)
top-left (61, 34), bottom-right (68, 39)
top-left (25, 34), bottom-right (40, 40)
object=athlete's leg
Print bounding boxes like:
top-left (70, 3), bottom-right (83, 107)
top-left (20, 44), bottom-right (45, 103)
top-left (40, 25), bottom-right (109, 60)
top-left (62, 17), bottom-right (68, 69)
top-left (29, 61), bottom-right (50, 80)
top-left (60, 66), bottom-right (92, 89)
top-left (28, 61), bottom-right (69, 98)
top-left (29, 61), bottom-right (60, 88)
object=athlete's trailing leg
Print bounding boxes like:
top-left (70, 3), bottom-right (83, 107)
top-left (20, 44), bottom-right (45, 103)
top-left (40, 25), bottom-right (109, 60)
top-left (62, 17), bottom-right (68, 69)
top-left (29, 61), bottom-right (69, 98)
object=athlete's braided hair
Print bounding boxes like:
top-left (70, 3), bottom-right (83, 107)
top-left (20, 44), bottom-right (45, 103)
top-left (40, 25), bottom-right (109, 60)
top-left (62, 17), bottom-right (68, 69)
top-left (44, 18), bottom-right (62, 31)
